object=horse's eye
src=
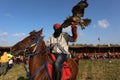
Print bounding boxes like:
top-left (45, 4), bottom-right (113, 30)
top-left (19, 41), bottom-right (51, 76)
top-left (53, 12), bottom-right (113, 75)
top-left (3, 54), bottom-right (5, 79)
top-left (31, 37), bottom-right (36, 40)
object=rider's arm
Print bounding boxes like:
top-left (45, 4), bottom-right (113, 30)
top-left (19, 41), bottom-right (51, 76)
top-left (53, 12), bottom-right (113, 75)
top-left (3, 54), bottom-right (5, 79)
top-left (71, 23), bottom-right (78, 40)
top-left (63, 23), bottom-right (78, 42)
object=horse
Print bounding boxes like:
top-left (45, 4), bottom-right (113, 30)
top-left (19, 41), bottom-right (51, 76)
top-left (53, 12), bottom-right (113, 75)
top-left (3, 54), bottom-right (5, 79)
top-left (11, 28), bottom-right (79, 80)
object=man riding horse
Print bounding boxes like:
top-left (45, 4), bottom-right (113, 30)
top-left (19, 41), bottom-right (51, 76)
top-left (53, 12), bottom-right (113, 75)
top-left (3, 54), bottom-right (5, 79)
top-left (46, 0), bottom-right (91, 80)
top-left (46, 22), bottom-right (78, 80)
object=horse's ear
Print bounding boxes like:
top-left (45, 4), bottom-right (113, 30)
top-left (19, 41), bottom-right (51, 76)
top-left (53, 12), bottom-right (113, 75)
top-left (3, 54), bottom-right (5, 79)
top-left (29, 30), bottom-right (36, 35)
top-left (37, 28), bottom-right (43, 35)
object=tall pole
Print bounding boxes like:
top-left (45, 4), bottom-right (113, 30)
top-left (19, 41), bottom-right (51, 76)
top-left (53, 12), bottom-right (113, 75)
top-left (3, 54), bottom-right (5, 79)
top-left (98, 37), bottom-right (100, 53)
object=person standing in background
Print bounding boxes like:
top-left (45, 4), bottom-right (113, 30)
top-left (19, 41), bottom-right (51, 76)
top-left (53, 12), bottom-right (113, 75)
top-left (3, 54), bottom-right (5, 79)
top-left (7, 52), bottom-right (13, 69)
top-left (0, 52), bottom-right (9, 76)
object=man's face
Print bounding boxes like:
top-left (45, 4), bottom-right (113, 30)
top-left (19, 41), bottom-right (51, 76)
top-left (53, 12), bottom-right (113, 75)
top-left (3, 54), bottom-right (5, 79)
top-left (54, 27), bottom-right (62, 38)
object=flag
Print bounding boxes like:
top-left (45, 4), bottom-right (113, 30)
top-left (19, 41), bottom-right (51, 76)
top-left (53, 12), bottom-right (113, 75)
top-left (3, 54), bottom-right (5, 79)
top-left (98, 37), bottom-right (100, 42)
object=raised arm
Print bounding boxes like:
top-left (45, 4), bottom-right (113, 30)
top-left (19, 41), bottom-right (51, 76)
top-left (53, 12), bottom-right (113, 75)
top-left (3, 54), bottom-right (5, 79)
top-left (71, 23), bottom-right (78, 40)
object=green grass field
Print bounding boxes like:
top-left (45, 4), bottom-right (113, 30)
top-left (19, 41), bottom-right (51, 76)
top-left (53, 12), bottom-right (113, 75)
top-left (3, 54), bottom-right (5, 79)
top-left (0, 59), bottom-right (120, 80)
top-left (77, 59), bottom-right (120, 80)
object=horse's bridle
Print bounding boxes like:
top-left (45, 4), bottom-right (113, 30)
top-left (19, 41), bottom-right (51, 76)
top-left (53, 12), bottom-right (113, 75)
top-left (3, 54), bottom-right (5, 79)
top-left (23, 34), bottom-right (51, 80)
top-left (24, 34), bottom-right (42, 57)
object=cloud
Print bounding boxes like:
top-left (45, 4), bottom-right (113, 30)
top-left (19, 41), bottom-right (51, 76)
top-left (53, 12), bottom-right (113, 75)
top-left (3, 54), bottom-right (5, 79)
top-left (0, 32), bottom-right (8, 37)
top-left (13, 33), bottom-right (25, 37)
top-left (0, 38), bottom-right (7, 42)
top-left (0, 38), bottom-right (13, 46)
top-left (0, 32), bottom-right (8, 45)
top-left (98, 19), bottom-right (110, 28)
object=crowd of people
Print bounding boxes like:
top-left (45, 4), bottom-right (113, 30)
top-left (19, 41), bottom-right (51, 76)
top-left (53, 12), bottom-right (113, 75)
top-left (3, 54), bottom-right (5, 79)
top-left (77, 52), bottom-right (120, 60)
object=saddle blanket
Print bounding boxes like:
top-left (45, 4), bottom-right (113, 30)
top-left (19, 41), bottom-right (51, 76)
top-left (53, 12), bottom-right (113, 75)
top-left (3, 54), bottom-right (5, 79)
top-left (48, 54), bottom-right (71, 80)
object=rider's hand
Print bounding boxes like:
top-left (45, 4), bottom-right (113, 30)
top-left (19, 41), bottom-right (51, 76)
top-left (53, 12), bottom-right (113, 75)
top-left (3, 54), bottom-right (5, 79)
top-left (71, 22), bottom-right (77, 25)
top-left (50, 43), bottom-right (55, 47)
top-left (71, 22), bottom-right (77, 29)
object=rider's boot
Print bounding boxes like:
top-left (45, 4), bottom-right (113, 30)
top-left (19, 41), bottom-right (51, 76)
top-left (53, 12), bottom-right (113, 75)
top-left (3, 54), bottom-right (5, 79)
top-left (56, 71), bottom-right (61, 80)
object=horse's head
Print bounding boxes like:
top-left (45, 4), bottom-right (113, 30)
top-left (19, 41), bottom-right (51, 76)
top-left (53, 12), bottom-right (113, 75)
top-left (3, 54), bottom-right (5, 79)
top-left (11, 28), bottom-right (45, 56)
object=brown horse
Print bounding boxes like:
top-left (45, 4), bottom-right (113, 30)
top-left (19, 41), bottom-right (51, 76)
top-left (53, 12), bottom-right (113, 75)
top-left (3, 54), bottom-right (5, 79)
top-left (11, 28), bottom-right (79, 80)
